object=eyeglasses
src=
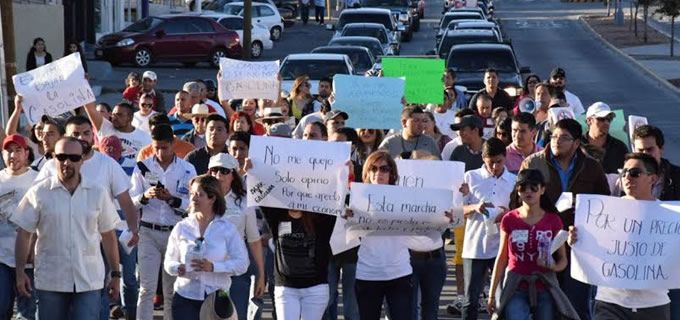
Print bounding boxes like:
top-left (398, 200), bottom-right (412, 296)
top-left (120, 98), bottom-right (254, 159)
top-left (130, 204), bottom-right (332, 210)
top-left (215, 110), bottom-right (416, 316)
top-left (596, 116), bottom-right (614, 123)
top-left (551, 76), bottom-right (565, 80)
top-left (518, 183), bottom-right (540, 192)
top-left (141, 103), bottom-right (153, 108)
top-left (369, 165), bottom-right (391, 174)
top-left (55, 153), bottom-right (83, 162)
top-left (209, 167), bottom-right (232, 175)
top-left (527, 80), bottom-right (539, 85)
top-left (550, 135), bottom-right (574, 143)
top-left (621, 167), bottom-right (647, 178)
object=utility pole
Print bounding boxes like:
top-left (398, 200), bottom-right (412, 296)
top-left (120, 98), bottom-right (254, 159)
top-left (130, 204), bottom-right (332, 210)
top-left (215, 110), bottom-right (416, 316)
top-left (243, 0), bottom-right (253, 60)
top-left (0, 0), bottom-right (16, 125)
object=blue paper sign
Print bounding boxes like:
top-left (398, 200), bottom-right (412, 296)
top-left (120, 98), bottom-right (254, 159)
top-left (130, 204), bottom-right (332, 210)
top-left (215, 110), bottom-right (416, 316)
top-left (332, 74), bottom-right (405, 130)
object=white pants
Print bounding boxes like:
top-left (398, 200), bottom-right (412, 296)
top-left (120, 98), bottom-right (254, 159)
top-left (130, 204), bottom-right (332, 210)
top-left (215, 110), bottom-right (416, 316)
top-left (274, 284), bottom-right (329, 320)
top-left (136, 227), bottom-right (176, 320)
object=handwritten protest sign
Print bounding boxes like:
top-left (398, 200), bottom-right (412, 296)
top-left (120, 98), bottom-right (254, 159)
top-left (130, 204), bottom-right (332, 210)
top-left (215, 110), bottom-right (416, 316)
top-left (13, 53), bottom-right (94, 124)
top-left (332, 74), bottom-right (404, 129)
top-left (246, 136), bottom-right (350, 215)
top-left (381, 57), bottom-right (444, 104)
top-left (219, 58), bottom-right (280, 100)
top-left (571, 194), bottom-right (680, 289)
top-left (395, 159), bottom-right (465, 226)
top-left (628, 115), bottom-right (648, 149)
top-left (346, 183), bottom-right (452, 239)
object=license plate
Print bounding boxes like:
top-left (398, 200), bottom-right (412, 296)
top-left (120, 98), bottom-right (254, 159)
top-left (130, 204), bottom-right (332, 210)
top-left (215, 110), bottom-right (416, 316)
top-left (96, 49), bottom-right (103, 56)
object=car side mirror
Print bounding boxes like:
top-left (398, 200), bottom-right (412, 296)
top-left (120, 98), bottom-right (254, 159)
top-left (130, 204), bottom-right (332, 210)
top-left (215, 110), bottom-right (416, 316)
top-left (520, 66), bottom-right (531, 74)
top-left (155, 30), bottom-right (166, 38)
top-left (325, 24), bottom-right (335, 31)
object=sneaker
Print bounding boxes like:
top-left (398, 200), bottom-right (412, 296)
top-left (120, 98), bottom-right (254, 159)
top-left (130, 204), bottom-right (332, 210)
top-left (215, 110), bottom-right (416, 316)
top-left (446, 298), bottom-right (464, 316)
top-left (153, 294), bottom-right (163, 310)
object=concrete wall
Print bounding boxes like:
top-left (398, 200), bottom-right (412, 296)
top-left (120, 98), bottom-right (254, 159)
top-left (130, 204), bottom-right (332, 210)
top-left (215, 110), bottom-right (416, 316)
top-left (13, 3), bottom-right (64, 73)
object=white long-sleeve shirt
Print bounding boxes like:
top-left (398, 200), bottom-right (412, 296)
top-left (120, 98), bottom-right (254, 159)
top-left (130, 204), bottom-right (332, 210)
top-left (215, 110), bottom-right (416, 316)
top-left (129, 156), bottom-right (196, 226)
top-left (164, 214), bottom-right (249, 300)
top-left (223, 191), bottom-right (261, 243)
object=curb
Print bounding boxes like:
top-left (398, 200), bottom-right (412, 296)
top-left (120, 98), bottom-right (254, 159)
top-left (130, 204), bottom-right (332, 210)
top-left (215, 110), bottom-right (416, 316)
top-left (578, 15), bottom-right (680, 96)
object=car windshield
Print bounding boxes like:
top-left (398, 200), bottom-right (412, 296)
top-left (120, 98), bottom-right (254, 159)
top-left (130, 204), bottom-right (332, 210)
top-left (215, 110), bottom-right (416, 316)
top-left (314, 49), bottom-right (374, 71)
top-left (361, 0), bottom-right (409, 6)
top-left (280, 59), bottom-right (350, 80)
top-left (122, 17), bottom-right (163, 32)
top-left (439, 14), bottom-right (481, 28)
top-left (338, 13), bottom-right (392, 30)
top-left (329, 39), bottom-right (383, 57)
top-left (439, 34), bottom-right (499, 58)
top-left (204, 0), bottom-right (232, 10)
top-left (223, 4), bottom-right (244, 15)
top-left (342, 28), bottom-right (388, 43)
top-left (447, 49), bottom-right (517, 73)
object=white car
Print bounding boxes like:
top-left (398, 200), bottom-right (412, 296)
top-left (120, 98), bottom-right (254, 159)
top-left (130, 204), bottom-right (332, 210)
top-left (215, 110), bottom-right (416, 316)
top-left (222, 2), bottom-right (285, 41)
top-left (279, 53), bottom-right (354, 94)
top-left (203, 14), bottom-right (274, 58)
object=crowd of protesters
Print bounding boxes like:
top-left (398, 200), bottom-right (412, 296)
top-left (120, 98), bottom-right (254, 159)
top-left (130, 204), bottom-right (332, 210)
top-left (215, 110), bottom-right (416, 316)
top-left (0, 54), bottom-right (679, 320)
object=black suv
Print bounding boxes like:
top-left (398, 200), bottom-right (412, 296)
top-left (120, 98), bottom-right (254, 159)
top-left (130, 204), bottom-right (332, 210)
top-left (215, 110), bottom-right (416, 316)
top-left (359, 0), bottom-right (419, 41)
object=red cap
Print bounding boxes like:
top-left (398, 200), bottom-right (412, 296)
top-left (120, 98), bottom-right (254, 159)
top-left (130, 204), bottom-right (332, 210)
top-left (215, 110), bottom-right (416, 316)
top-left (2, 134), bottom-right (29, 150)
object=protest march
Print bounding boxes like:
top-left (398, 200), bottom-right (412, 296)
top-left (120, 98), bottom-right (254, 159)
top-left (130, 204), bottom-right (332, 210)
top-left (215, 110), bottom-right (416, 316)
top-left (3, 4), bottom-right (680, 320)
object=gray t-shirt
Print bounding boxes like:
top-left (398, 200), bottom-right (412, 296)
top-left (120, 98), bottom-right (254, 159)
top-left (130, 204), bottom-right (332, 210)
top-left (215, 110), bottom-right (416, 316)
top-left (378, 133), bottom-right (441, 159)
top-left (450, 143), bottom-right (484, 171)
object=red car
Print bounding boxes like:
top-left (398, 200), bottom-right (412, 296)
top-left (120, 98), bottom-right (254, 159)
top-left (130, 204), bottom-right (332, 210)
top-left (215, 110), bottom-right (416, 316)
top-left (95, 15), bottom-right (242, 67)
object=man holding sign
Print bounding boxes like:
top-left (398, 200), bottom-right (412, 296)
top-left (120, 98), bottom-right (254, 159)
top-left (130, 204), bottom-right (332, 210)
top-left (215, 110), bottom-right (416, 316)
top-left (569, 153), bottom-right (673, 319)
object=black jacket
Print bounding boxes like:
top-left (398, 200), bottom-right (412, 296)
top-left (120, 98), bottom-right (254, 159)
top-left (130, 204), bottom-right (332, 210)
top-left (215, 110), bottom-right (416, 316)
top-left (659, 158), bottom-right (680, 201)
top-left (26, 52), bottom-right (53, 71)
top-left (581, 134), bottom-right (629, 174)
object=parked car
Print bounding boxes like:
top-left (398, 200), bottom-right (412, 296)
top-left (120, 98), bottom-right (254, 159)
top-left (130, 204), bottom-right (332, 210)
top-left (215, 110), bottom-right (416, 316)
top-left (279, 53), bottom-right (354, 93)
top-left (222, 2), bottom-right (285, 40)
top-left (445, 43), bottom-right (530, 99)
top-left (328, 36), bottom-right (388, 57)
top-left (328, 8), bottom-right (404, 43)
top-left (359, 0), bottom-right (419, 40)
top-left (95, 15), bottom-right (242, 67)
top-left (435, 11), bottom-right (486, 45)
top-left (311, 45), bottom-right (377, 75)
top-left (436, 29), bottom-right (500, 58)
top-left (337, 23), bottom-right (400, 55)
top-left (454, 20), bottom-right (503, 40)
top-left (202, 14), bottom-right (273, 58)
top-left (196, 0), bottom-right (297, 25)
top-left (448, 6), bottom-right (488, 20)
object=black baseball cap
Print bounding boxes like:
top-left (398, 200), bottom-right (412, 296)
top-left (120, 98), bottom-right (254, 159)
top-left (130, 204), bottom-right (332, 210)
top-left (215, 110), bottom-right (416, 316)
top-left (550, 67), bottom-right (566, 79)
top-left (450, 115), bottom-right (483, 131)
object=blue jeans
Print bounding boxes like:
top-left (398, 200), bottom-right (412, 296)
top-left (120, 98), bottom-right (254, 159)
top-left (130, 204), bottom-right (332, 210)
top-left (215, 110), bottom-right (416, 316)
top-left (559, 270), bottom-right (593, 320)
top-left (230, 255), bottom-right (258, 320)
top-left (462, 258), bottom-right (495, 320)
top-left (410, 249), bottom-right (447, 320)
top-left (266, 244), bottom-right (277, 320)
top-left (504, 289), bottom-right (554, 320)
top-left (0, 263), bottom-right (36, 320)
top-left (37, 289), bottom-right (101, 320)
top-left (171, 293), bottom-right (203, 319)
top-left (669, 289), bottom-right (680, 320)
top-left (116, 229), bottom-right (138, 317)
top-left (323, 261), bottom-right (359, 320)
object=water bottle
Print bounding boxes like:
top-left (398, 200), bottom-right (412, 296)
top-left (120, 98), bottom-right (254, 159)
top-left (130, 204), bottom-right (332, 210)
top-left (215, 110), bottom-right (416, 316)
top-left (537, 234), bottom-right (551, 268)
top-left (185, 237), bottom-right (205, 278)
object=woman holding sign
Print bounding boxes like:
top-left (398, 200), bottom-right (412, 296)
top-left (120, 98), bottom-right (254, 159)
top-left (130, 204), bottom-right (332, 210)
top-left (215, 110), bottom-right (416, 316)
top-left (487, 169), bottom-right (577, 320)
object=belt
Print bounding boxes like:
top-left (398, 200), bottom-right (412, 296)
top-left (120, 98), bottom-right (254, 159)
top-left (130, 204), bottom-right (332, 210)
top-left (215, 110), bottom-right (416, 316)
top-left (409, 247), bottom-right (444, 260)
top-left (140, 220), bottom-right (174, 232)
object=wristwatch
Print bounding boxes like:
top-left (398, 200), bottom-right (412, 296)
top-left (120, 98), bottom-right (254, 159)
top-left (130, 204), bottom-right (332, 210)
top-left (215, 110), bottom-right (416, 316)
top-left (111, 271), bottom-right (122, 278)
top-left (167, 196), bottom-right (181, 208)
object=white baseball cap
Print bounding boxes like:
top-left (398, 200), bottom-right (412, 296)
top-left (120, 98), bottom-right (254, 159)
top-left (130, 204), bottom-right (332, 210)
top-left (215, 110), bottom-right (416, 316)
top-left (586, 102), bottom-right (614, 119)
top-left (208, 153), bottom-right (239, 170)
top-left (190, 103), bottom-right (213, 117)
top-left (142, 71), bottom-right (157, 81)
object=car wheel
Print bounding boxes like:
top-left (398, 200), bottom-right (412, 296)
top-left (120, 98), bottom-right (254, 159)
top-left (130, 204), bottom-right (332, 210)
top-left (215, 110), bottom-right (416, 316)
top-left (270, 26), bottom-right (282, 41)
top-left (251, 41), bottom-right (263, 58)
top-left (211, 48), bottom-right (227, 68)
top-left (134, 47), bottom-right (152, 67)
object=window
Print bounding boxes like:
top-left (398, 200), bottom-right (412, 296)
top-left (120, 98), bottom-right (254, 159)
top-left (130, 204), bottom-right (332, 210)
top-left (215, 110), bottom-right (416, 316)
top-left (259, 5), bottom-right (276, 16)
top-left (220, 18), bottom-right (244, 30)
top-left (163, 20), bottom-right (188, 34)
top-left (189, 18), bottom-right (215, 33)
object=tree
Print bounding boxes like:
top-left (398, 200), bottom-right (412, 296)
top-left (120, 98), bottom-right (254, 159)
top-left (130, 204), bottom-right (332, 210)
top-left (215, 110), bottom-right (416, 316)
top-left (639, 0), bottom-right (657, 42)
top-left (657, 0), bottom-right (680, 55)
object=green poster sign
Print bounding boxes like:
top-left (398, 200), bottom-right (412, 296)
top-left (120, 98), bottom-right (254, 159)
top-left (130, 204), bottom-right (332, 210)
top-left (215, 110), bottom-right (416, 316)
top-left (382, 57), bottom-right (445, 104)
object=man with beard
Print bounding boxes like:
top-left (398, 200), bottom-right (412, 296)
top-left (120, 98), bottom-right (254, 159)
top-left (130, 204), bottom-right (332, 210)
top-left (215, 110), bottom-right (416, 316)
top-left (184, 114), bottom-right (230, 174)
top-left (141, 71), bottom-right (166, 113)
top-left (13, 137), bottom-right (121, 319)
top-left (548, 67), bottom-right (585, 115)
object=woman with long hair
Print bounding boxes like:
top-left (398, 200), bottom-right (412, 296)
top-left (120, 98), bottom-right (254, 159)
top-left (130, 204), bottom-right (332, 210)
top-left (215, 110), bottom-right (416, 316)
top-left (164, 175), bottom-right (249, 319)
top-left (423, 111), bottom-right (452, 152)
top-left (513, 74), bottom-right (541, 113)
top-left (64, 40), bottom-right (88, 73)
top-left (487, 169), bottom-right (575, 320)
top-left (25, 37), bottom-right (52, 71)
top-left (356, 129), bottom-right (385, 155)
top-left (207, 153), bottom-right (266, 320)
top-left (289, 75), bottom-right (314, 120)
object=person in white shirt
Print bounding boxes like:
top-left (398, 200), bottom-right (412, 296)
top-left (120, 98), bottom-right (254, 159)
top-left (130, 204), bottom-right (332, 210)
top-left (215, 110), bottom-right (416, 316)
top-left (164, 175), bottom-right (249, 319)
top-left (207, 153), bottom-right (265, 320)
top-left (84, 101), bottom-right (152, 164)
top-left (130, 124), bottom-right (197, 320)
top-left (548, 67), bottom-right (585, 115)
top-left (441, 108), bottom-right (475, 161)
top-left (13, 137), bottom-right (121, 320)
top-left (132, 93), bottom-right (158, 135)
top-left (0, 134), bottom-right (39, 319)
top-left (459, 138), bottom-right (516, 319)
top-left (568, 153), bottom-right (671, 319)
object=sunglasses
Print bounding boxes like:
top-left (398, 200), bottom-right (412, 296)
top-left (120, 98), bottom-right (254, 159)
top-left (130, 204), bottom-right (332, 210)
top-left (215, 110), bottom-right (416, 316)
top-left (621, 167), bottom-right (647, 178)
top-left (55, 153), bottom-right (83, 162)
top-left (527, 79), bottom-right (539, 85)
top-left (141, 103), bottom-right (153, 108)
top-left (369, 165), bottom-right (391, 174)
top-left (518, 183), bottom-right (540, 192)
top-left (209, 167), bottom-right (232, 175)
top-left (552, 76), bottom-right (565, 80)
top-left (596, 116), bottom-right (614, 123)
